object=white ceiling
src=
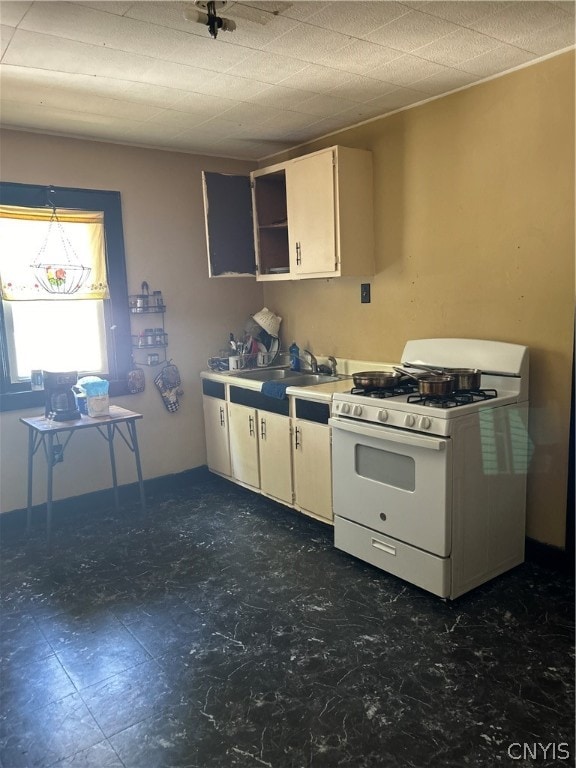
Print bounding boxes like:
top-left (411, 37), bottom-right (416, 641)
top-left (1, 1), bottom-right (574, 161)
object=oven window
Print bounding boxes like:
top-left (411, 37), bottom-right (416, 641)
top-left (355, 445), bottom-right (415, 491)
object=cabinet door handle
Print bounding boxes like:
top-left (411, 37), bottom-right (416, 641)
top-left (248, 415), bottom-right (255, 436)
top-left (295, 241), bottom-right (301, 265)
top-left (219, 406), bottom-right (225, 427)
top-left (260, 417), bottom-right (266, 440)
top-left (294, 426), bottom-right (301, 449)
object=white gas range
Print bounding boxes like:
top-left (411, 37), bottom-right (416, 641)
top-left (329, 338), bottom-right (530, 599)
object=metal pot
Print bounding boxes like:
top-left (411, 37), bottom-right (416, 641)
top-left (395, 367), bottom-right (455, 396)
top-left (403, 363), bottom-right (482, 391)
top-left (352, 370), bottom-right (406, 389)
top-left (417, 374), bottom-right (455, 396)
top-left (444, 368), bottom-right (482, 391)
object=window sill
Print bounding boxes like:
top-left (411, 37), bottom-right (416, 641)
top-left (0, 380), bottom-right (134, 413)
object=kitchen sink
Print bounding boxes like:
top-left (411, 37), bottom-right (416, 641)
top-left (231, 367), bottom-right (303, 382)
top-left (286, 373), bottom-right (340, 386)
top-left (231, 368), bottom-right (341, 386)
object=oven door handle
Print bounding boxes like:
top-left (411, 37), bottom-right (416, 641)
top-left (328, 417), bottom-right (446, 451)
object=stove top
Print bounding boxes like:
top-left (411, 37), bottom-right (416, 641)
top-left (349, 382), bottom-right (498, 407)
top-left (406, 389), bottom-right (497, 408)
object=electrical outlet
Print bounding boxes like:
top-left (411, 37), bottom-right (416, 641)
top-left (361, 283), bottom-right (371, 303)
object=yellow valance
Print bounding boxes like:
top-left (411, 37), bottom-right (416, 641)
top-left (0, 205), bottom-right (109, 300)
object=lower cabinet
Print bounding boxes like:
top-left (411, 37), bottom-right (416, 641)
top-left (228, 402), bottom-right (260, 490)
top-left (228, 403), bottom-right (293, 504)
top-left (292, 419), bottom-right (332, 522)
top-left (202, 395), bottom-right (231, 478)
top-left (258, 410), bottom-right (293, 505)
top-left (202, 380), bottom-right (333, 524)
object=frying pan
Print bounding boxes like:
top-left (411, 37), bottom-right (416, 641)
top-left (352, 370), bottom-right (406, 389)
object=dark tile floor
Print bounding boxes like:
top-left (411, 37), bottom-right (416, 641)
top-left (0, 474), bottom-right (574, 768)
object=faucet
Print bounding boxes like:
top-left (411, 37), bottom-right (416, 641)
top-left (303, 349), bottom-right (318, 373)
top-left (327, 356), bottom-right (338, 375)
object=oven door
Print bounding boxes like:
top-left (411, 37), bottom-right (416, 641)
top-left (330, 417), bottom-right (452, 557)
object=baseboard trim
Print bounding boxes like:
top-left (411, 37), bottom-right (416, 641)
top-left (525, 537), bottom-right (574, 579)
top-left (0, 465), bottom-right (213, 533)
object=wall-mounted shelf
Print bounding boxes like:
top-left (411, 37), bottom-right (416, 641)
top-left (128, 289), bottom-right (168, 365)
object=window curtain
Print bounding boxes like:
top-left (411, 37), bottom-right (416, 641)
top-left (0, 205), bottom-right (108, 300)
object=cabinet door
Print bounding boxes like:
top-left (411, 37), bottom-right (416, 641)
top-left (286, 149), bottom-right (336, 277)
top-left (203, 396), bottom-right (231, 477)
top-left (259, 411), bottom-right (292, 505)
top-left (202, 172), bottom-right (255, 277)
top-left (228, 402), bottom-right (260, 489)
top-left (293, 420), bottom-right (333, 522)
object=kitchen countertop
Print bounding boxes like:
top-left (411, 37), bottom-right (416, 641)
top-left (200, 368), bottom-right (353, 401)
top-left (200, 369), bottom-right (263, 392)
top-left (285, 377), bottom-right (353, 402)
top-left (201, 359), bottom-right (397, 403)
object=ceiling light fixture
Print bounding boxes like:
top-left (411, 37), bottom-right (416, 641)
top-left (183, 1), bottom-right (236, 38)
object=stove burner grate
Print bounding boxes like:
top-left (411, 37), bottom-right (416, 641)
top-left (351, 382), bottom-right (418, 398)
top-left (407, 389), bottom-right (498, 408)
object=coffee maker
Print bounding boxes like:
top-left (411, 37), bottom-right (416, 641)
top-left (43, 371), bottom-right (81, 421)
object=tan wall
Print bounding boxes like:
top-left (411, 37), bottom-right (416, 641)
top-left (263, 52), bottom-right (575, 548)
top-left (0, 130), bottom-right (263, 514)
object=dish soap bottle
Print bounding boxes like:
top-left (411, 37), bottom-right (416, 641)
top-left (289, 342), bottom-right (300, 371)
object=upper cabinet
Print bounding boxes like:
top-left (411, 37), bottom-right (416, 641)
top-left (285, 146), bottom-right (373, 279)
top-left (252, 161), bottom-right (290, 278)
top-left (202, 146), bottom-right (374, 281)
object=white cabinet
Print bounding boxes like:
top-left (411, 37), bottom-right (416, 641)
top-left (228, 402), bottom-right (260, 490)
top-left (202, 381), bottom-right (231, 478)
top-left (285, 146), bottom-right (373, 279)
top-left (201, 375), bottom-right (334, 525)
top-left (202, 395), bottom-right (231, 478)
top-left (258, 411), bottom-right (293, 505)
top-left (202, 145), bottom-right (373, 281)
top-left (293, 419), bottom-right (333, 523)
top-left (251, 163), bottom-right (290, 279)
top-left (228, 402), bottom-right (293, 504)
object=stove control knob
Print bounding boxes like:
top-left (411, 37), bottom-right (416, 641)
top-left (353, 405), bottom-right (363, 417)
top-left (377, 409), bottom-right (388, 422)
top-left (341, 403), bottom-right (350, 414)
top-left (404, 414), bottom-right (415, 427)
top-left (420, 416), bottom-right (431, 430)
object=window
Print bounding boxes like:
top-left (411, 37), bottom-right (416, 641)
top-left (0, 182), bottom-right (132, 412)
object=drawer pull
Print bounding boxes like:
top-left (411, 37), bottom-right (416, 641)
top-left (371, 538), bottom-right (396, 556)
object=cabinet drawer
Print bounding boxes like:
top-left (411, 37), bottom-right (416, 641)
top-left (230, 385), bottom-right (289, 416)
top-left (334, 517), bottom-right (450, 598)
top-left (294, 398), bottom-right (330, 424)
top-left (202, 379), bottom-right (226, 399)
